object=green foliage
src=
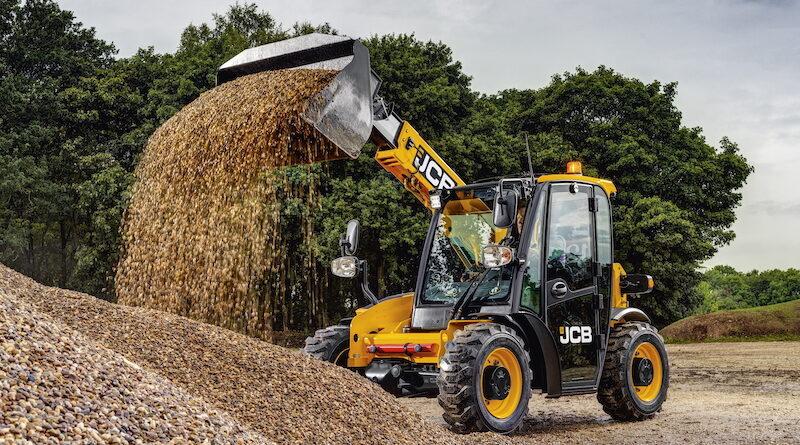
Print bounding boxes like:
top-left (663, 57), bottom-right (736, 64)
top-left (0, 0), bottom-right (122, 297)
top-left (364, 34), bottom-right (475, 139)
top-left (696, 265), bottom-right (800, 314)
top-left (318, 175), bottom-right (429, 296)
top-left (0, 3), bottom-right (754, 329)
top-left (472, 67), bottom-right (753, 325)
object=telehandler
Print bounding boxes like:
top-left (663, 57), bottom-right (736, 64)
top-left (218, 33), bottom-right (669, 433)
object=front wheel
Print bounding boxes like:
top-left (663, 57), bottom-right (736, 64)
top-left (303, 325), bottom-right (350, 367)
top-left (437, 323), bottom-right (532, 433)
top-left (598, 321), bottom-right (669, 421)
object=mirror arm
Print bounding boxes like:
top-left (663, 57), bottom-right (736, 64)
top-left (338, 234), bottom-right (349, 257)
top-left (359, 259), bottom-right (379, 305)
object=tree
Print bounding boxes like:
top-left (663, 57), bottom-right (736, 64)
top-left (0, 1), bottom-right (332, 302)
top-left (477, 67), bottom-right (753, 324)
top-left (696, 265), bottom-right (800, 313)
top-left (0, 0), bottom-right (124, 297)
top-left (1, 2), bottom-right (753, 330)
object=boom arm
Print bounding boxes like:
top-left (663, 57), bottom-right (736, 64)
top-left (369, 92), bottom-right (465, 209)
top-left (216, 33), bottom-right (465, 209)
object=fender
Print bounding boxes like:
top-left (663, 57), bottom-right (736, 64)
top-left (610, 307), bottom-right (651, 324)
top-left (487, 313), bottom-right (563, 397)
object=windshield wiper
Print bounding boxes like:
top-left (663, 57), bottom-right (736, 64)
top-left (451, 269), bottom-right (491, 319)
top-left (453, 268), bottom-right (514, 318)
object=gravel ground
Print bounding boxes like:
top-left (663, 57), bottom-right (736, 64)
top-left (1, 264), bottom-right (508, 445)
top-left (400, 341), bottom-right (800, 444)
top-left (0, 289), bottom-right (269, 445)
top-left (8, 263), bottom-right (794, 444)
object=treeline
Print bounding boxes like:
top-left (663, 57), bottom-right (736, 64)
top-left (0, 0), bottom-right (752, 329)
top-left (696, 266), bottom-right (800, 314)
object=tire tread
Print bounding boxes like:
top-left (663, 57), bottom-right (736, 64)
top-left (437, 323), bottom-right (532, 433)
top-left (303, 325), bottom-right (350, 363)
top-left (597, 321), bottom-right (668, 421)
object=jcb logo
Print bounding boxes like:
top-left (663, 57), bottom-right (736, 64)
top-left (411, 144), bottom-right (457, 190)
top-left (559, 326), bottom-right (593, 345)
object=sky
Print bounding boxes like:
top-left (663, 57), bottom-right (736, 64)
top-left (59, 0), bottom-right (800, 271)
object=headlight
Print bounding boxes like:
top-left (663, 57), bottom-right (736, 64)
top-left (482, 245), bottom-right (515, 268)
top-left (331, 256), bottom-right (358, 278)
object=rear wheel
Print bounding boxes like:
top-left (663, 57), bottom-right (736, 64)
top-left (303, 325), bottom-right (350, 367)
top-left (598, 321), bottom-right (669, 421)
top-left (437, 323), bottom-right (532, 433)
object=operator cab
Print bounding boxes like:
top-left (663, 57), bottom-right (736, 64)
top-left (411, 179), bottom-right (533, 329)
top-left (413, 164), bottom-right (620, 390)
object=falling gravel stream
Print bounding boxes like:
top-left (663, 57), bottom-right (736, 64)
top-left (115, 69), bottom-right (340, 341)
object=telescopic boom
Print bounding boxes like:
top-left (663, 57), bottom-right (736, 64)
top-left (217, 33), bottom-right (465, 209)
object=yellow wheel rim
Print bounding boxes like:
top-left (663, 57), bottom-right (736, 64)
top-left (632, 342), bottom-right (663, 403)
top-left (480, 347), bottom-right (523, 419)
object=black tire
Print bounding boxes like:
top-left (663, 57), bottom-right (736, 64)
top-left (437, 323), bottom-right (532, 433)
top-left (303, 325), bottom-right (350, 367)
top-left (598, 321), bottom-right (669, 421)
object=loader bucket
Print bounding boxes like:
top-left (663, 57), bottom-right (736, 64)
top-left (217, 33), bottom-right (375, 160)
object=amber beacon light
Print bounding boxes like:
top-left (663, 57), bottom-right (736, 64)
top-left (566, 161), bottom-right (583, 175)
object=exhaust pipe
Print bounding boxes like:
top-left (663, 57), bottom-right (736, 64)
top-left (217, 33), bottom-right (378, 160)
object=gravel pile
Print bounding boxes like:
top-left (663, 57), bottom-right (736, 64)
top-left (1, 265), bottom-right (509, 445)
top-left (0, 284), bottom-right (269, 445)
top-left (115, 69), bottom-right (341, 342)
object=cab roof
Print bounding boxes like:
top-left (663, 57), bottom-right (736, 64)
top-left (536, 174), bottom-right (617, 196)
top-left (464, 173), bottom-right (617, 197)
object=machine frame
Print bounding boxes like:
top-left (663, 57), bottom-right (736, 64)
top-left (339, 174), bottom-right (652, 399)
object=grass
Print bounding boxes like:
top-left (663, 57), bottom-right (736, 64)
top-left (661, 299), bottom-right (800, 343)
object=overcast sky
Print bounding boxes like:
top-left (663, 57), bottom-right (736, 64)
top-left (60, 0), bottom-right (799, 271)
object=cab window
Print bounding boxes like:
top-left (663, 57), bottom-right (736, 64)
top-left (596, 188), bottom-right (612, 266)
top-left (521, 193), bottom-right (545, 313)
top-left (546, 184), bottom-right (594, 291)
top-left (421, 186), bottom-right (526, 305)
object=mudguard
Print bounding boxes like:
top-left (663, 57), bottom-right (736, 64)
top-left (611, 307), bottom-right (651, 324)
top-left (487, 313), bottom-right (563, 397)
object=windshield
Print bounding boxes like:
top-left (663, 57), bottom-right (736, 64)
top-left (421, 186), bottom-right (527, 305)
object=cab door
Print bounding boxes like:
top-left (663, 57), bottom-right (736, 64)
top-left (543, 183), bottom-right (601, 390)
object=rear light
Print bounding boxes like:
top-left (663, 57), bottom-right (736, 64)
top-left (367, 344), bottom-right (434, 354)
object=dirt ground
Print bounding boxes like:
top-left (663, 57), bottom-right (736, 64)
top-left (402, 342), bottom-right (800, 444)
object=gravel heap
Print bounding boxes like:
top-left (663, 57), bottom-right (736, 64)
top-left (2, 265), bottom-right (506, 445)
top-left (115, 69), bottom-right (341, 342)
top-left (0, 285), bottom-right (269, 445)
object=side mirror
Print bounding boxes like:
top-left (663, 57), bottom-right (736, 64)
top-left (340, 219), bottom-right (360, 256)
top-left (492, 189), bottom-right (518, 228)
top-left (620, 274), bottom-right (654, 295)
